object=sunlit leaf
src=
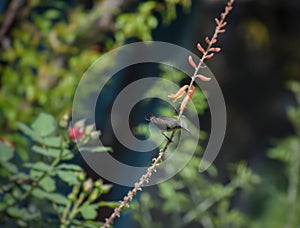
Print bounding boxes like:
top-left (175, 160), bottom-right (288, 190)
top-left (24, 162), bottom-right (53, 173)
top-left (57, 170), bottom-right (79, 185)
top-left (39, 176), bottom-right (56, 192)
top-left (31, 113), bottom-right (57, 137)
top-left (57, 163), bottom-right (82, 171)
top-left (79, 204), bottom-right (97, 220)
top-left (44, 136), bottom-right (61, 147)
top-left (0, 142), bottom-right (14, 162)
top-left (17, 122), bottom-right (43, 143)
top-left (2, 162), bottom-right (18, 173)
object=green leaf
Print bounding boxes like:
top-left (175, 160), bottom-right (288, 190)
top-left (2, 162), bottom-right (18, 173)
top-left (7, 207), bottom-right (28, 218)
top-left (32, 145), bottom-right (52, 156)
top-left (7, 207), bottom-right (40, 221)
top-left (57, 170), bottom-right (79, 185)
top-left (39, 176), bottom-right (56, 192)
top-left (29, 169), bottom-right (43, 179)
top-left (17, 122), bottom-right (43, 142)
top-left (79, 204), bottom-right (97, 220)
top-left (44, 136), bottom-right (61, 147)
top-left (11, 172), bottom-right (29, 183)
top-left (32, 188), bottom-right (48, 199)
top-left (45, 192), bottom-right (68, 205)
top-left (0, 202), bottom-right (7, 212)
top-left (60, 148), bottom-right (74, 160)
top-left (0, 142), bottom-right (14, 162)
top-left (32, 146), bottom-right (73, 160)
top-left (57, 163), bottom-right (82, 171)
top-left (44, 9), bottom-right (61, 20)
top-left (24, 161), bottom-right (53, 172)
top-left (31, 113), bottom-right (57, 137)
top-left (80, 146), bottom-right (113, 153)
top-left (32, 188), bottom-right (68, 205)
top-left (138, 1), bottom-right (157, 13)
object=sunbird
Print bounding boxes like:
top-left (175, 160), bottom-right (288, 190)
top-left (145, 115), bottom-right (190, 142)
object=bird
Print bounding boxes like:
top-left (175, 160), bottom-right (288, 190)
top-left (145, 115), bottom-right (190, 142)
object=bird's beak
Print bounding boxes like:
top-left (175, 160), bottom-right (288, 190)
top-left (145, 114), bottom-right (153, 121)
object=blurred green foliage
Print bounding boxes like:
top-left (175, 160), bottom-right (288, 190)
top-left (1, 0), bottom-right (299, 227)
top-left (0, 0), bottom-right (191, 132)
top-left (0, 0), bottom-right (192, 227)
top-left (0, 112), bottom-right (114, 227)
top-left (248, 82), bottom-right (300, 228)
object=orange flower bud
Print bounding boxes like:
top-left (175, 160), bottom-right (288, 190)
top-left (168, 85), bottom-right (189, 102)
top-left (188, 85), bottom-right (195, 99)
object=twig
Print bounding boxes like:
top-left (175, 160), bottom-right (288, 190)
top-left (101, 1), bottom-right (234, 227)
top-left (0, 0), bottom-right (25, 47)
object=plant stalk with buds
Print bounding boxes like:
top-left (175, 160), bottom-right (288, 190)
top-left (101, 1), bottom-right (234, 227)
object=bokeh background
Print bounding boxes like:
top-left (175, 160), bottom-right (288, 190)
top-left (1, 0), bottom-right (300, 227)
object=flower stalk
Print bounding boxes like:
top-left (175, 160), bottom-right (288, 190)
top-left (101, 1), bottom-right (234, 227)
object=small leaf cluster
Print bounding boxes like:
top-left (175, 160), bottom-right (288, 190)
top-left (115, 0), bottom-right (191, 43)
top-left (0, 0), bottom-right (191, 145)
top-left (0, 113), bottom-right (114, 227)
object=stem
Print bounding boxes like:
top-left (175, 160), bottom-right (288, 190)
top-left (0, 0), bottom-right (25, 45)
top-left (63, 192), bottom-right (86, 227)
top-left (101, 147), bottom-right (170, 228)
top-left (101, 1), bottom-right (234, 227)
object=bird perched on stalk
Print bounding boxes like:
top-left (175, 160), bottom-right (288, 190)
top-left (145, 115), bottom-right (190, 142)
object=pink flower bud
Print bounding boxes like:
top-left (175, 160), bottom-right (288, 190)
top-left (197, 43), bottom-right (205, 53)
top-left (209, 47), bottom-right (221, 52)
top-left (205, 37), bottom-right (210, 44)
top-left (196, 74), bottom-right (211, 81)
top-left (221, 21), bottom-right (227, 27)
top-left (188, 56), bottom-right (197, 69)
top-left (205, 53), bottom-right (214, 59)
top-left (69, 127), bottom-right (84, 141)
